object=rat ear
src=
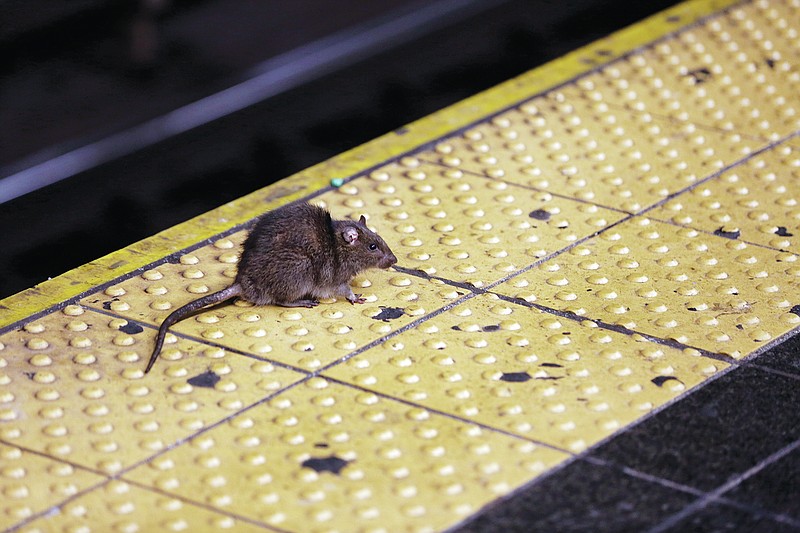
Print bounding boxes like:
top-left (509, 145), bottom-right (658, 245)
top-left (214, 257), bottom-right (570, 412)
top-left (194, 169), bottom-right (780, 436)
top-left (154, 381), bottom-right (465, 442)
top-left (359, 215), bottom-right (367, 225)
top-left (342, 226), bottom-right (359, 245)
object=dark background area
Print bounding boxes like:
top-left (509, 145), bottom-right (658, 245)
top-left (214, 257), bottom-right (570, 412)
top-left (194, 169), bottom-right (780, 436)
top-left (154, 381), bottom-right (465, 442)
top-left (0, 0), bottom-right (680, 299)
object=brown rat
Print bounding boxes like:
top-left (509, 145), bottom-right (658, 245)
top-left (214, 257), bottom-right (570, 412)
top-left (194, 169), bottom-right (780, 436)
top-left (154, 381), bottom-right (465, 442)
top-left (145, 202), bottom-right (397, 373)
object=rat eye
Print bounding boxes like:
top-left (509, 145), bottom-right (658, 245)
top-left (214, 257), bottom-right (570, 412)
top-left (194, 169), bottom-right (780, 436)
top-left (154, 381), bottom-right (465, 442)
top-left (369, 243), bottom-right (378, 251)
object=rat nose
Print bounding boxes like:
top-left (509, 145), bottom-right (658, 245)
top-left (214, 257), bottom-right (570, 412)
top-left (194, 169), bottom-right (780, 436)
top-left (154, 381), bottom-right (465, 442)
top-left (383, 252), bottom-right (398, 268)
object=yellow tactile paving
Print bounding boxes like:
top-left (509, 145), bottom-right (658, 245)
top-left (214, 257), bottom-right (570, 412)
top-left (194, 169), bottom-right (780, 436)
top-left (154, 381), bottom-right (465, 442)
top-left (421, 90), bottom-right (761, 213)
top-left (0, 444), bottom-right (105, 529)
top-left (654, 140), bottom-right (800, 252)
top-left (494, 216), bottom-right (800, 358)
top-left (123, 378), bottom-right (567, 533)
top-left (323, 161), bottom-right (626, 285)
top-left (0, 305), bottom-right (306, 474)
top-left (324, 293), bottom-right (727, 453)
top-left (5, 0), bottom-right (800, 531)
top-left (584, 3), bottom-right (800, 139)
top-left (16, 480), bottom-right (269, 533)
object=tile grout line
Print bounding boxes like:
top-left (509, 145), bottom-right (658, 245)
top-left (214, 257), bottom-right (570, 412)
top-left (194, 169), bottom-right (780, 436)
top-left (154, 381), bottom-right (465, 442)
top-left (645, 437), bottom-right (800, 533)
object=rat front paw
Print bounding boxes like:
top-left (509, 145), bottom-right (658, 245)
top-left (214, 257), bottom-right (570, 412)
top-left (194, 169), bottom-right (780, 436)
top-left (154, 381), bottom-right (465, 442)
top-left (347, 293), bottom-right (367, 305)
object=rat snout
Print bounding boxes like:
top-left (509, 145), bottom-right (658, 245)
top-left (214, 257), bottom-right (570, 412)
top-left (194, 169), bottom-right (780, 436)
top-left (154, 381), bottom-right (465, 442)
top-left (380, 251), bottom-right (398, 269)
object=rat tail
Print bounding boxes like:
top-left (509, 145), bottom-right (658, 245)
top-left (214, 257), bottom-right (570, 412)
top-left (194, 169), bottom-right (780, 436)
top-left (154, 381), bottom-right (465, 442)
top-left (144, 284), bottom-right (242, 374)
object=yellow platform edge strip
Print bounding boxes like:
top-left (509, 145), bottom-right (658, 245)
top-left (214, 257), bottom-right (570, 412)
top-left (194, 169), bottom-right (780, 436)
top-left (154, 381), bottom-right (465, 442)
top-left (0, 0), bottom-right (744, 329)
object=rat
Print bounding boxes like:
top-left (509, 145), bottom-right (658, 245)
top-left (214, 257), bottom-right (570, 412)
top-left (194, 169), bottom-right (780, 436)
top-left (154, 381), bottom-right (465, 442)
top-left (145, 201), bottom-right (397, 373)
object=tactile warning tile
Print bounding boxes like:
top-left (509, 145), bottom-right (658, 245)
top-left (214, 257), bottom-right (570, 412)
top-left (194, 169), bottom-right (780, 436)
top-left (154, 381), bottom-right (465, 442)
top-left (734, 0), bottom-right (800, 64)
top-left (0, 305), bottom-right (305, 474)
top-left (324, 293), bottom-right (726, 453)
top-left (16, 480), bottom-right (268, 533)
top-left (421, 90), bottom-right (761, 213)
top-left (124, 378), bottom-right (568, 533)
top-left (581, 3), bottom-right (800, 139)
top-left (0, 443), bottom-right (105, 530)
top-left (80, 233), bottom-right (458, 373)
top-left (653, 141), bottom-right (800, 252)
top-left (321, 161), bottom-right (626, 285)
top-left (493, 216), bottom-right (800, 358)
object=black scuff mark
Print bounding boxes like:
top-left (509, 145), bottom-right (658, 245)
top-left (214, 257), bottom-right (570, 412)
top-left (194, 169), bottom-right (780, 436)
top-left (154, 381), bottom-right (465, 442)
top-left (687, 307), bottom-right (698, 312)
top-left (23, 371), bottom-right (36, 380)
top-left (314, 443), bottom-right (329, 449)
top-left (686, 67), bottom-right (712, 84)
top-left (451, 324), bottom-right (500, 332)
top-left (529, 209), bottom-right (551, 221)
top-left (713, 227), bottom-right (741, 239)
top-left (540, 363), bottom-right (563, 368)
top-left (119, 322), bottom-right (144, 334)
top-left (775, 226), bottom-right (794, 237)
top-left (102, 298), bottom-right (120, 310)
top-left (302, 455), bottom-right (351, 475)
top-left (765, 57), bottom-right (776, 69)
top-left (499, 372), bottom-right (532, 383)
top-left (789, 304), bottom-right (800, 316)
top-left (652, 376), bottom-right (682, 387)
top-left (187, 370), bottom-right (221, 388)
top-left (373, 307), bottom-right (404, 322)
